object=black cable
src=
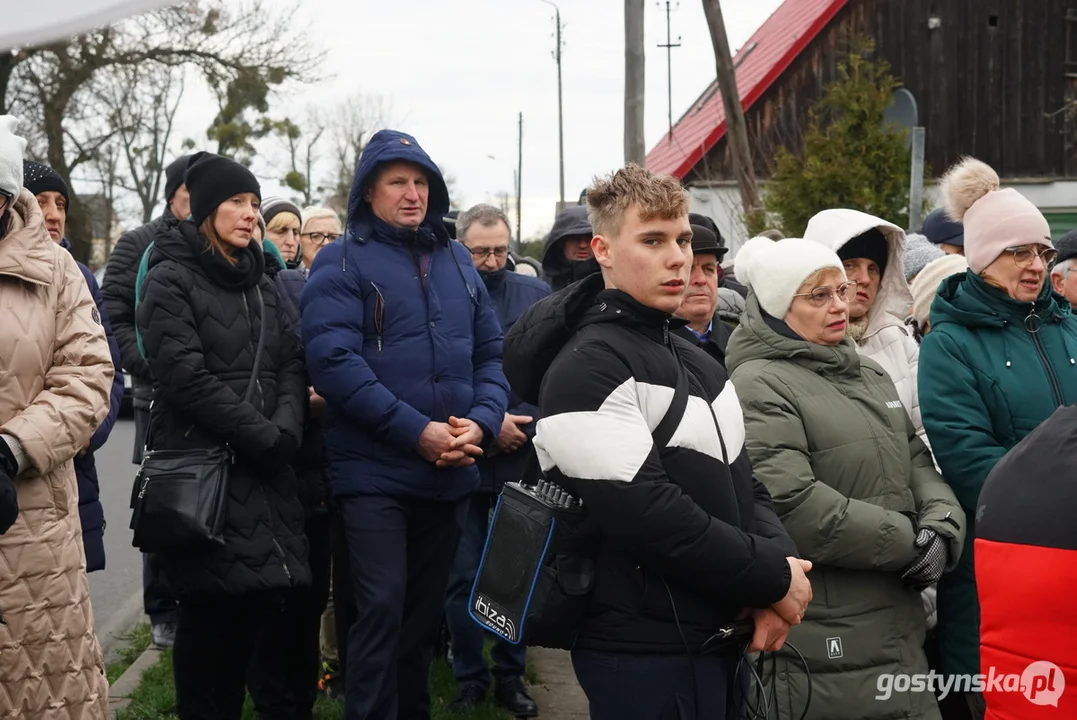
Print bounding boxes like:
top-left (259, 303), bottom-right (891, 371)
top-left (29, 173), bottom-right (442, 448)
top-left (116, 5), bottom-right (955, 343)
top-left (785, 641), bottom-right (812, 720)
top-left (663, 579), bottom-right (700, 719)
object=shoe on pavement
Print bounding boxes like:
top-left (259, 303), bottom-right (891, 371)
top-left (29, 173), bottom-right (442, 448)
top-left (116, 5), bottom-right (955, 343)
top-left (447, 682), bottom-right (486, 712)
top-left (151, 622), bottom-right (176, 649)
top-left (494, 678), bottom-right (539, 717)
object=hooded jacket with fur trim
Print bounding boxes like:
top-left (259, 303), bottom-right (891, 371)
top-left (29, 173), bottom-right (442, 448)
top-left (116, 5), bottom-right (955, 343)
top-left (804, 209), bottom-right (927, 447)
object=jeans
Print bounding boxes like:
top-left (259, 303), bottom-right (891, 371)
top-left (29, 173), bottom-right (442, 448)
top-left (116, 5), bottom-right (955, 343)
top-left (340, 494), bottom-right (466, 720)
top-left (443, 493), bottom-right (527, 689)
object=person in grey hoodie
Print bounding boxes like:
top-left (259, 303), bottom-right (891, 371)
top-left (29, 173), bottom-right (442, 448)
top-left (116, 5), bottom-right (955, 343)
top-left (541, 205), bottom-right (599, 290)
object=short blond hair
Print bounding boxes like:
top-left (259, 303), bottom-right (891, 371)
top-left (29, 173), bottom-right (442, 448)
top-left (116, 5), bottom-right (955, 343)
top-left (585, 163), bottom-right (689, 237)
top-left (301, 206), bottom-right (342, 234)
top-left (266, 211), bottom-right (300, 233)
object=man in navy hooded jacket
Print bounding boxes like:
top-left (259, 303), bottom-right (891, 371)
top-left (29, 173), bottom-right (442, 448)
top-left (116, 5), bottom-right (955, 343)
top-left (301, 130), bottom-right (509, 720)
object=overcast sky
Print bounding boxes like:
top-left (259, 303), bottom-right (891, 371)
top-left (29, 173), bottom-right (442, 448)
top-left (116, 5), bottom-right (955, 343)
top-left (167, 0), bottom-right (784, 240)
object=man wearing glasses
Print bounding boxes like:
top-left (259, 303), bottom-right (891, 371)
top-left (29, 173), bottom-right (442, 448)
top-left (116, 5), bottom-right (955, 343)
top-left (442, 203), bottom-right (549, 716)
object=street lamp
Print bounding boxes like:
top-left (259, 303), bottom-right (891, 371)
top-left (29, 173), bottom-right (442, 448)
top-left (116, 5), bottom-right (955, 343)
top-left (540, 0), bottom-right (565, 210)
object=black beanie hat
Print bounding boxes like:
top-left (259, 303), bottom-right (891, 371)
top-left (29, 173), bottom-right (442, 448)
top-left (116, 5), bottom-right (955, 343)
top-left (22, 161), bottom-right (69, 205)
top-left (183, 152), bottom-right (261, 226)
top-left (838, 228), bottom-right (889, 277)
top-left (164, 154), bottom-right (192, 203)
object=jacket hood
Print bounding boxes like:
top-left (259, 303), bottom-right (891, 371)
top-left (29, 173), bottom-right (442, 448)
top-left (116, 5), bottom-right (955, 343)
top-left (726, 291), bottom-right (864, 379)
top-left (542, 205), bottom-right (593, 268)
top-left (346, 129), bottom-right (451, 244)
top-left (0, 189), bottom-right (54, 285)
top-left (929, 269), bottom-right (1070, 331)
top-left (803, 209), bottom-right (912, 341)
top-left (503, 273), bottom-right (605, 405)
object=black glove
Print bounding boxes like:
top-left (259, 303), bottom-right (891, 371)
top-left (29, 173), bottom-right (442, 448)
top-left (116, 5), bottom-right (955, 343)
top-left (902, 527), bottom-right (948, 588)
top-left (0, 438), bottom-right (17, 478)
top-left (261, 433), bottom-right (298, 469)
top-left (0, 470), bottom-right (18, 535)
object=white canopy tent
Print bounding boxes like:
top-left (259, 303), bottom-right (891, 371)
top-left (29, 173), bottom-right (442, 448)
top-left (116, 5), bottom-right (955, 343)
top-left (5, 1), bottom-right (177, 52)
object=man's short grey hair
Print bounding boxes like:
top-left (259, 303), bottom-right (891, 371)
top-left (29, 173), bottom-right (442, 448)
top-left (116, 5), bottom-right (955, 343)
top-left (457, 203), bottom-right (511, 243)
top-left (1052, 258), bottom-right (1075, 278)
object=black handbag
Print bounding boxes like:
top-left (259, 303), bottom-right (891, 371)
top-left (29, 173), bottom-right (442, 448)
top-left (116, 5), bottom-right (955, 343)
top-left (130, 287), bottom-right (266, 553)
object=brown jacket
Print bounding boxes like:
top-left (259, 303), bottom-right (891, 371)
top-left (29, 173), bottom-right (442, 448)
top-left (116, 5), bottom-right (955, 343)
top-left (0, 191), bottom-right (113, 719)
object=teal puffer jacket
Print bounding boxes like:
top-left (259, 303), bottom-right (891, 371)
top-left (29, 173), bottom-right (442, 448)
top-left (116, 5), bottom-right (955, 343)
top-left (919, 270), bottom-right (1077, 677)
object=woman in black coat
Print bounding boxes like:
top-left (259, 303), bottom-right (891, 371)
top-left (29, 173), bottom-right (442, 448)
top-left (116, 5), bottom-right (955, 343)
top-left (137, 152), bottom-right (311, 719)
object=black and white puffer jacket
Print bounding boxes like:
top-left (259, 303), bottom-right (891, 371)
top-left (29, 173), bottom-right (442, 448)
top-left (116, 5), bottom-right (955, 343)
top-left (138, 221), bottom-right (312, 599)
top-left (504, 275), bottom-right (797, 654)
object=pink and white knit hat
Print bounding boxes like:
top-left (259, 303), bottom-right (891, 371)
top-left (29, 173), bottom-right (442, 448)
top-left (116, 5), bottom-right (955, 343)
top-left (940, 157), bottom-right (1052, 275)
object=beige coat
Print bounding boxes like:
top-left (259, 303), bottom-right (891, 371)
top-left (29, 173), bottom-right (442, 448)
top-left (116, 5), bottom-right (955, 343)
top-left (0, 191), bottom-right (113, 719)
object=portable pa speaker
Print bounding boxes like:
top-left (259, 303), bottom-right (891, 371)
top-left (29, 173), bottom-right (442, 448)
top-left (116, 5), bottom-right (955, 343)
top-left (468, 479), bottom-right (596, 649)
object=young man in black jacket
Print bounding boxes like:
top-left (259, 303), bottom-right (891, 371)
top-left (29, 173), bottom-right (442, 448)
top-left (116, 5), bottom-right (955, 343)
top-left (503, 164), bottom-right (813, 719)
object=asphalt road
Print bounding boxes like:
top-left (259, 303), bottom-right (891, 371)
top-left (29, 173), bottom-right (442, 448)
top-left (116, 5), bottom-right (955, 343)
top-left (85, 417), bottom-right (148, 658)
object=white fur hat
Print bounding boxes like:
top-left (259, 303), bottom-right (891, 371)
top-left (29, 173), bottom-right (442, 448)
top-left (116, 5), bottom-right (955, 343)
top-left (909, 253), bottom-right (969, 329)
top-left (736, 236), bottom-right (846, 318)
top-left (0, 115), bottom-right (27, 201)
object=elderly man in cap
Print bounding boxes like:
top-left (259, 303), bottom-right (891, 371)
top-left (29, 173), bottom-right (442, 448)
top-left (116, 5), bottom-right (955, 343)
top-left (921, 207), bottom-right (965, 255)
top-left (1050, 229), bottom-right (1077, 310)
top-left (101, 152), bottom-right (190, 649)
top-left (674, 219), bottom-right (737, 365)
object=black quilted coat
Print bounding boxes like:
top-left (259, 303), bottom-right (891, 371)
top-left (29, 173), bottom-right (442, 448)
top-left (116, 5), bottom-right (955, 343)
top-left (137, 221), bottom-right (312, 598)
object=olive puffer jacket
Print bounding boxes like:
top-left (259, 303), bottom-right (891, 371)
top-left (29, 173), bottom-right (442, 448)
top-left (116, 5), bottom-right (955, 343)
top-left (727, 295), bottom-right (965, 720)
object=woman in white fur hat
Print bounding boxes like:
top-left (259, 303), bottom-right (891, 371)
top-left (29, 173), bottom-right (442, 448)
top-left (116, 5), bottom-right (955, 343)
top-left (726, 236), bottom-right (965, 720)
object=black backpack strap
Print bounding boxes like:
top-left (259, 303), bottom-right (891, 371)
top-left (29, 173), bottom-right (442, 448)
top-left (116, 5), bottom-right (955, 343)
top-left (652, 344), bottom-right (689, 452)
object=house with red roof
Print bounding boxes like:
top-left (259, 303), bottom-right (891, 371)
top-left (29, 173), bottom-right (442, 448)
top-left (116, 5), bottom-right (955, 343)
top-left (649, 0), bottom-right (1077, 254)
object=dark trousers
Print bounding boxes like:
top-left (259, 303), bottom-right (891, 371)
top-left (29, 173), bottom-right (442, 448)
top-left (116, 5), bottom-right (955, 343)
top-left (340, 494), bottom-right (465, 720)
top-left (331, 506), bottom-right (356, 681)
top-left (173, 594), bottom-right (280, 720)
top-left (444, 493), bottom-right (526, 689)
top-left (247, 515), bottom-right (333, 720)
top-left (571, 649), bottom-right (743, 720)
top-left (136, 404), bottom-right (179, 625)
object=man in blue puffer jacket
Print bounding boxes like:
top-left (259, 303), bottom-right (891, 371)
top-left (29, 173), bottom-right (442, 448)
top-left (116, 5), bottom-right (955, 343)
top-left (23, 161), bottom-right (124, 572)
top-left (301, 129), bottom-right (509, 720)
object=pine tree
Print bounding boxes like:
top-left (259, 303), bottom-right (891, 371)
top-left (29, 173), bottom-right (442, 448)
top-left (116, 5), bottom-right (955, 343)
top-left (758, 40), bottom-right (920, 236)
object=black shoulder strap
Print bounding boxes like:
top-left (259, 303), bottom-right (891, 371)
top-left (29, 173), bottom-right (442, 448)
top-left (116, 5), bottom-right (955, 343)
top-left (652, 345), bottom-right (689, 452)
top-left (243, 286), bottom-right (266, 403)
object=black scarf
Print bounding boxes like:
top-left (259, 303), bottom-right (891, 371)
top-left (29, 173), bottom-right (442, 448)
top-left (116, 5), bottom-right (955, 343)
top-left (180, 222), bottom-right (264, 291)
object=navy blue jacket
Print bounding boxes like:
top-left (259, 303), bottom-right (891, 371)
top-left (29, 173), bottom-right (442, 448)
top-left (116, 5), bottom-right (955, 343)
top-left (476, 267), bottom-right (550, 492)
top-left (301, 130), bottom-right (510, 500)
top-left (62, 239), bottom-right (123, 571)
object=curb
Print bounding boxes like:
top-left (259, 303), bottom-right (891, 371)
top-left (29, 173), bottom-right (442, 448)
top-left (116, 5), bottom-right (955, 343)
top-left (108, 645), bottom-right (163, 717)
top-left (98, 589), bottom-right (146, 661)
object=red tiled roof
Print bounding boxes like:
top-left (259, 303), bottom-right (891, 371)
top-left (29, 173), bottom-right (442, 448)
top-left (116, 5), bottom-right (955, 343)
top-left (645, 0), bottom-right (849, 179)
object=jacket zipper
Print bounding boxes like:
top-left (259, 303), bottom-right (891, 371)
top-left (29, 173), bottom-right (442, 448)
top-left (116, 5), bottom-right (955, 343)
top-left (1027, 303), bottom-right (1064, 407)
top-left (262, 493), bottom-right (293, 582)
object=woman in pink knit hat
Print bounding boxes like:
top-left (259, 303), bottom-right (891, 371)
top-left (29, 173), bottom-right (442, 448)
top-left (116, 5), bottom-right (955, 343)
top-left (918, 157), bottom-right (1077, 720)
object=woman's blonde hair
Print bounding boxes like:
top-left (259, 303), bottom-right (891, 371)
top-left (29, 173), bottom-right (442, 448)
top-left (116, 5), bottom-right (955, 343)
top-left (266, 211), bottom-right (300, 233)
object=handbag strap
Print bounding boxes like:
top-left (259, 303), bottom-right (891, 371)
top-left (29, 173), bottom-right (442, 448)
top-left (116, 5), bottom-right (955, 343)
top-left (243, 286), bottom-right (266, 403)
top-left (651, 340), bottom-right (690, 451)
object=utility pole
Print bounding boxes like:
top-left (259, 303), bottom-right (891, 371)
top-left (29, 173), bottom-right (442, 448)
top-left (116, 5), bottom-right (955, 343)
top-left (624, 0), bottom-right (646, 164)
top-left (657, 1), bottom-right (681, 142)
top-left (516, 111), bottom-right (523, 251)
top-left (701, 0), bottom-right (761, 218)
top-left (541, 0), bottom-right (566, 210)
